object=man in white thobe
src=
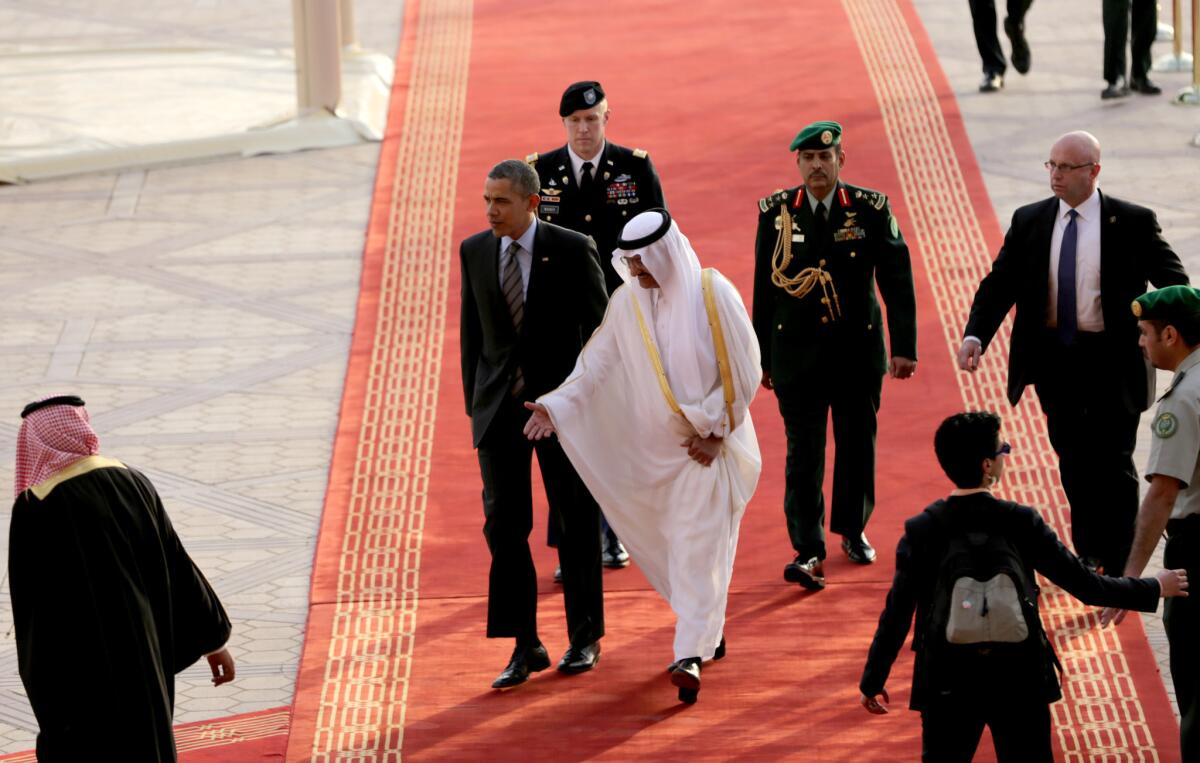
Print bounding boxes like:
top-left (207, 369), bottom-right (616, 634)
top-left (524, 209), bottom-right (762, 704)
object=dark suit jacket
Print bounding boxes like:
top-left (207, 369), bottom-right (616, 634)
top-left (859, 492), bottom-right (1161, 711)
top-left (964, 191), bottom-right (1187, 411)
top-left (751, 182), bottom-right (917, 386)
top-left (528, 142), bottom-right (666, 293)
top-left (459, 219), bottom-right (607, 447)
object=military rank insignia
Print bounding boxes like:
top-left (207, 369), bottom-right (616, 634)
top-left (1154, 412), bottom-right (1179, 438)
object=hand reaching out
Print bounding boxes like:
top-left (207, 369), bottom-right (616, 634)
top-left (523, 402), bottom-right (555, 440)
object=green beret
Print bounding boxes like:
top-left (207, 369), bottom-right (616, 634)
top-left (1132, 285), bottom-right (1200, 325)
top-left (790, 120), bottom-right (842, 152)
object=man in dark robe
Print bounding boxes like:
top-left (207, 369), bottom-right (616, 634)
top-left (8, 395), bottom-right (235, 761)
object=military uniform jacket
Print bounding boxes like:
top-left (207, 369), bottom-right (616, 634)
top-left (1146, 347), bottom-right (1200, 520)
top-left (528, 142), bottom-right (666, 293)
top-left (751, 182), bottom-right (917, 386)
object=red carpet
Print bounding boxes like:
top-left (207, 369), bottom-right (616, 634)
top-left (279, 0), bottom-right (1183, 760)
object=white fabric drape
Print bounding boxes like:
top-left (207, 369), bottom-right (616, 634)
top-left (539, 223), bottom-right (761, 660)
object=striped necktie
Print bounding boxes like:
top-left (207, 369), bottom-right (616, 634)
top-left (501, 241), bottom-right (526, 397)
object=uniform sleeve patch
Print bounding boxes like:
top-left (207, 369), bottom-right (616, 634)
top-left (1154, 412), bottom-right (1179, 438)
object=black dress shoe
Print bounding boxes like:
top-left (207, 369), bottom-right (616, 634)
top-left (784, 555), bottom-right (826, 590)
top-left (665, 637), bottom-right (725, 673)
top-left (1130, 77), bottom-right (1162, 95)
top-left (842, 534), bottom-right (877, 564)
top-left (492, 643), bottom-right (551, 689)
top-left (1101, 77), bottom-right (1130, 99)
top-left (979, 72), bottom-right (1004, 92)
top-left (670, 658), bottom-right (701, 704)
top-left (553, 565), bottom-right (563, 584)
top-left (602, 537), bottom-right (631, 568)
top-left (557, 640), bottom-right (600, 673)
top-left (1003, 17), bottom-right (1030, 74)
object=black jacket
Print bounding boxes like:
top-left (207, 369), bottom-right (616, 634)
top-left (964, 192), bottom-right (1186, 411)
top-left (751, 181), bottom-right (917, 386)
top-left (859, 492), bottom-right (1161, 710)
top-left (459, 219), bottom-right (607, 446)
top-left (528, 142), bottom-right (666, 293)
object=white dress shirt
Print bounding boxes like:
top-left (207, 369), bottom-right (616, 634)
top-left (499, 217), bottom-right (537, 298)
top-left (807, 187), bottom-right (837, 215)
top-left (567, 142), bottom-right (607, 186)
top-left (1046, 188), bottom-right (1103, 331)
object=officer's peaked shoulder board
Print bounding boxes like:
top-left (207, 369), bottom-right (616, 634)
top-left (759, 189), bottom-right (790, 214)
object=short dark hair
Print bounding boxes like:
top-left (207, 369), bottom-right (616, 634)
top-left (934, 411), bottom-right (1002, 489)
top-left (1144, 318), bottom-right (1200, 347)
top-left (488, 159), bottom-right (540, 198)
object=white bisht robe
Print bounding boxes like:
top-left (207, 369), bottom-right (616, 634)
top-left (538, 230), bottom-right (761, 661)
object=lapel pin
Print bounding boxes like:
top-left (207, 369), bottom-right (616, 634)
top-left (1109, 216), bottom-right (1116, 223)
top-left (541, 257), bottom-right (549, 262)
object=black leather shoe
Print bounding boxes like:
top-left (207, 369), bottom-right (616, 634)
top-left (602, 537), bottom-right (631, 568)
top-left (553, 565), bottom-right (563, 584)
top-left (665, 637), bottom-right (724, 673)
top-left (979, 72), bottom-right (1004, 92)
top-left (783, 556), bottom-right (826, 590)
top-left (491, 643), bottom-right (551, 689)
top-left (1101, 77), bottom-right (1130, 99)
top-left (1130, 77), bottom-right (1162, 95)
top-left (1004, 17), bottom-right (1030, 74)
top-left (842, 534), bottom-right (877, 564)
top-left (557, 640), bottom-right (600, 673)
top-left (671, 658), bottom-right (701, 704)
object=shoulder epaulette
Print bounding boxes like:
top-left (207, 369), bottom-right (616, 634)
top-left (759, 189), bottom-right (789, 214)
top-left (525, 152), bottom-right (539, 165)
top-left (852, 188), bottom-right (887, 211)
top-left (632, 148), bottom-right (648, 159)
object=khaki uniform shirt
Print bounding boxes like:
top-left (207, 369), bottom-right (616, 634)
top-left (1145, 347), bottom-right (1200, 519)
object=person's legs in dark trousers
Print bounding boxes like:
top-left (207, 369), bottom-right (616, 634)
top-left (1164, 522), bottom-right (1199, 760)
top-left (1103, 0), bottom-right (1131, 83)
top-left (1129, 0), bottom-right (1157, 80)
top-left (921, 701), bottom-right (988, 762)
top-left (828, 372), bottom-right (882, 542)
top-left (969, 0), bottom-right (1007, 75)
top-left (986, 696), bottom-right (1053, 762)
top-left (1036, 335), bottom-right (1140, 572)
top-left (477, 399), bottom-right (539, 642)
top-left (536, 436), bottom-right (605, 648)
top-left (776, 383), bottom-right (831, 561)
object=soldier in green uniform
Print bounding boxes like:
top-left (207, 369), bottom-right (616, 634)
top-left (527, 81), bottom-right (667, 574)
top-left (752, 120), bottom-right (918, 591)
top-left (1102, 285), bottom-right (1200, 759)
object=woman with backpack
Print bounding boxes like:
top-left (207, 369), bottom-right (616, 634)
top-left (857, 410), bottom-right (1189, 762)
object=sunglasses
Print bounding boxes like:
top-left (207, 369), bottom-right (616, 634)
top-left (993, 442), bottom-right (1012, 458)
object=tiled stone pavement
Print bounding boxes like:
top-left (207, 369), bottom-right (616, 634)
top-left (914, 0), bottom-right (1200, 719)
top-left (0, 0), bottom-right (403, 751)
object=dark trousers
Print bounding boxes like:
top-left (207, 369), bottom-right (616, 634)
top-left (476, 397), bottom-right (604, 646)
top-left (968, 0), bottom-right (1033, 75)
top-left (1103, 0), bottom-right (1157, 82)
top-left (1034, 332), bottom-right (1140, 573)
top-left (920, 695), bottom-right (1052, 762)
top-left (1165, 516), bottom-right (1200, 761)
top-left (775, 371), bottom-right (882, 561)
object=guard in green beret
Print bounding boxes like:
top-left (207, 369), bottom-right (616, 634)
top-left (751, 120), bottom-right (918, 591)
top-left (1101, 284), bottom-right (1200, 759)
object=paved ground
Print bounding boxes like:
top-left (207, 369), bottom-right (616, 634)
top-left (0, 0), bottom-right (402, 751)
top-left (0, 0), bottom-right (1195, 754)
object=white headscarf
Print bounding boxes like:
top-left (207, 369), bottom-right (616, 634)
top-left (612, 211), bottom-right (718, 422)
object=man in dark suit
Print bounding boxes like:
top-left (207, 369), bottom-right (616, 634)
top-left (527, 80), bottom-right (667, 572)
top-left (1100, 0), bottom-right (1161, 98)
top-left (460, 159), bottom-right (608, 689)
top-left (959, 130), bottom-right (1187, 575)
top-left (752, 121), bottom-right (918, 591)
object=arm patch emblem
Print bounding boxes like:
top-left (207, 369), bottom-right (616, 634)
top-left (1154, 412), bottom-right (1178, 438)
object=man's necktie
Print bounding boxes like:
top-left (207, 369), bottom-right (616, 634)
top-left (1057, 209), bottom-right (1079, 345)
top-left (501, 241), bottom-right (526, 397)
top-left (579, 161), bottom-right (595, 197)
top-left (812, 201), bottom-right (829, 251)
